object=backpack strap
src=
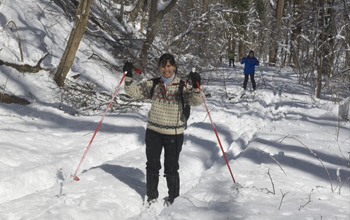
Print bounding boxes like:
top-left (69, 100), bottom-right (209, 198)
top-left (179, 79), bottom-right (190, 124)
top-left (179, 80), bottom-right (185, 114)
top-left (150, 77), bottom-right (161, 98)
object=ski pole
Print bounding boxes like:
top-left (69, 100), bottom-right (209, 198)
top-left (195, 73), bottom-right (236, 184)
top-left (71, 71), bottom-right (128, 181)
top-left (226, 66), bottom-right (238, 80)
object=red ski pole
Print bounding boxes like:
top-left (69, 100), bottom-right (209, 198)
top-left (71, 71), bottom-right (128, 181)
top-left (195, 73), bottom-right (236, 184)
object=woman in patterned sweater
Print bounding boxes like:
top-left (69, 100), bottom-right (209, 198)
top-left (123, 54), bottom-right (203, 205)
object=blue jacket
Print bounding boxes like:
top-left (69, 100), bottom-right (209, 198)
top-left (241, 56), bottom-right (259, 74)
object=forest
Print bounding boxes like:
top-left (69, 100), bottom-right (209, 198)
top-left (1, 0), bottom-right (349, 106)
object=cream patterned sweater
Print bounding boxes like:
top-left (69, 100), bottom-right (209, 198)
top-left (124, 75), bottom-right (203, 135)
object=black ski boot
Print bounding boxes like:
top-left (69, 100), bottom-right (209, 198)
top-left (146, 171), bottom-right (159, 203)
top-left (165, 173), bottom-right (180, 205)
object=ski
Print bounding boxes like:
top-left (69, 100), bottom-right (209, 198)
top-left (141, 196), bottom-right (172, 212)
top-left (228, 89), bottom-right (257, 101)
top-left (228, 88), bottom-right (245, 100)
top-left (163, 197), bottom-right (172, 207)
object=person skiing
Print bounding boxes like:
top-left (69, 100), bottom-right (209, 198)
top-left (228, 49), bottom-right (235, 67)
top-left (123, 54), bottom-right (203, 206)
top-left (240, 50), bottom-right (259, 90)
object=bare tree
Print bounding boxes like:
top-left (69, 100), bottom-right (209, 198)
top-left (291, 0), bottom-right (304, 68)
top-left (115, 0), bottom-right (125, 22)
top-left (54, 0), bottom-right (93, 87)
top-left (346, 32), bottom-right (350, 69)
top-left (316, 0), bottom-right (335, 98)
top-left (140, 0), bottom-right (177, 67)
top-left (200, 0), bottom-right (210, 44)
top-left (268, 0), bottom-right (284, 65)
top-left (128, 0), bottom-right (147, 27)
top-left (343, 0), bottom-right (350, 68)
top-left (139, 0), bottom-right (149, 33)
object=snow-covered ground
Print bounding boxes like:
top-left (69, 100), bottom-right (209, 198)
top-left (1, 1), bottom-right (349, 220)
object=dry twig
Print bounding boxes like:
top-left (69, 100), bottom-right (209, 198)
top-left (257, 148), bottom-right (286, 175)
top-left (278, 189), bottom-right (289, 210)
top-left (1, 21), bottom-right (23, 62)
top-left (267, 169), bottom-right (276, 195)
top-left (287, 137), bottom-right (334, 192)
top-left (298, 189), bottom-right (314, 211)
top-left (254, 169), bottom-right (276, 195)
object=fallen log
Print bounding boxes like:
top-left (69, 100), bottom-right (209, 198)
top-left (0, 92), bottom-right (30, 105)
top-left (0, 53), bottom-right (54, 73)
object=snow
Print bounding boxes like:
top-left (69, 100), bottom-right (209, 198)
top-left (339, 97), bottom-right (350, 120)
top-left (158, 0), bottom-right (173, 12)
top-left (0, 0), bottom-right (349, 220)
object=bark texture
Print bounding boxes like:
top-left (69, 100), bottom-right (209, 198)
top-left (54, 0), bottom-right (93, 87)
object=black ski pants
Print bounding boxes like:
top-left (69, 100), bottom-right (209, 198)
top-left (243, 74), bottom-right (256, 90)
top-left (229, 59), bottom-right (235, 67)
top-left (145, 129), bottom-right (183, 203)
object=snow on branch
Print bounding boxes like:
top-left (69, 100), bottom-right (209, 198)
top-left (169, 7), bottom-right (243, 46)
top-left (124, 0), bottom-right (141, 12)
top-left (0, 53), bottom-right (53, 73)
top-left (269, 0), bottom-right (276, 11)
top-left (157, 0), bottom-right (173, 12)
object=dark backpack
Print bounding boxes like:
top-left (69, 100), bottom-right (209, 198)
top-left (150, 78), bottom-right (190, 125)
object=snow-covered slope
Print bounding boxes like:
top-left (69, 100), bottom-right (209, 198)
top-left (0, 1), bottom-right (349, 220)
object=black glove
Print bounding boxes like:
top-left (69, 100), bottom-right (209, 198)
top-left (123, 62), bottom-right (134, 77)
top-left (190, 71), bottom-right (201, 88)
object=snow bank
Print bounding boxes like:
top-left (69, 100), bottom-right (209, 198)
top-left (339, 97), bottom-right (350, 120)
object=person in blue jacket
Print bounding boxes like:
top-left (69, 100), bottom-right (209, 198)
top-left (240, 50), bottom-right (259, 90)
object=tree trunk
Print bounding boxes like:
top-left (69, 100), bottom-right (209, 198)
top-left (346, 31), bottom-right (350, 68)
top-left (239, 40), bottom-right (245, 59)
top-left (0, 92), bottom-right (30, 105)
top-left (232, 38), bottom-right (236, 61)
top-left (292, 0), bottom-right (304, 68)
top-left (317, 0), bottom-right (335, 96)
top-left (139, 0), bottom-right (148, 33)
top-left (200, 0), bottom-right (210, 45)
top-left (54, 0), bottom-right (93, 87)
top-left (116, 0), bottom-right (124, 22)
top-left (281, 37), bottom-right (287, 67)
top-left (325, 0), bottom-right (335, 79)
top-left (343, 0), bottom-right (350, 68)
top-left (140, 0), bottom-right (177, 67)
top-left (316, 0), bottom-right (326, 98)
top-left (0, 53), bottom-right (51, 73)
top-left (128, 0), bottom-right (144, 27)
top-left (268, 0), bottom-right (284, 65)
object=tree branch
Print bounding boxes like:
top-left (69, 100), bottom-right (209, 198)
top-left (169, 8), bottom-right (244, 46)
top-left (0, 92), bottom-right (30, 105)
top-left (257, 148), bottom-right (287, 175)
top-left (278, 189), bottom-right (290, 210)
top-left (1, 21), bottom-right (24, 62)
top-left (0, 53), bottom-right (53, 73)
top-left (298, 189), bottom-right (313, 211)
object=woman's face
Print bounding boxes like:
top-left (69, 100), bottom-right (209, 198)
top-left (159, 61), bottom-right (175, 78)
